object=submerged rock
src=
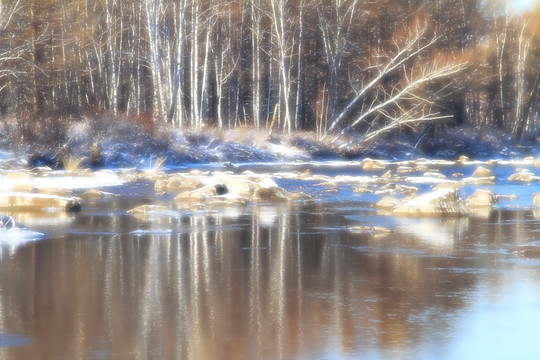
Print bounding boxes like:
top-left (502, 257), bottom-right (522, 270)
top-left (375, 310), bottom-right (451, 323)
top-left (349, 225), bottom-right (392, 236)
top-left (393, 189), bottom-right (467, 217)
top-left (128, 204), bottom-right (170, 215)
top-left (128, 204), bottom-right (176, 221)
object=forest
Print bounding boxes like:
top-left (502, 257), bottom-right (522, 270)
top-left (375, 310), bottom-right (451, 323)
top-left (1, 0), bottom-right (540, 147)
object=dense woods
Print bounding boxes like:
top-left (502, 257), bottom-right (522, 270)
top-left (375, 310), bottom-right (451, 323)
top-left (1, 0), bottom-right (540, 143)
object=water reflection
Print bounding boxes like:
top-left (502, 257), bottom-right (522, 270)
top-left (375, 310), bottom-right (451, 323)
top-left (0, 203), bottom-right (539, 359)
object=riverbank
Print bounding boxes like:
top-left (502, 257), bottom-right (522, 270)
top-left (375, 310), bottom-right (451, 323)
top-left (0, 116), bottom-right (538, 169)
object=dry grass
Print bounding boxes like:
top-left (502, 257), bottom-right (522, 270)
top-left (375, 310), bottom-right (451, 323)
top-left (150, 156), bottom-right (168, 172)
top-left (62, 155), bottom-right (86, 172)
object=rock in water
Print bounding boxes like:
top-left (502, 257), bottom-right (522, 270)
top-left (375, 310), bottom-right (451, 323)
top-left (174, 183), bottom-right (230, 204)
top-left (253, 178), bottom-right (290, 202)
top-left (534, 193), bottom-right (540, 207)
top-left (507, 171), bottom-right (539, 183)
top-left (472, 166), bottom-right (494, 178)
top-left (466, 189), bottom-right (497, 208)
top-left (361, 158), bottom-right (385, 171)
top-left (393, 189), bottom-right (467, 217)
top-left (0, 192), bottom-right (81, 212)
top-left (376, 196), bottom-right (400, 210)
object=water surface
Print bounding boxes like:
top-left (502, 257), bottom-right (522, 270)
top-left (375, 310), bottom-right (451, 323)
top-left (1, 162), bottom-right (540, 359)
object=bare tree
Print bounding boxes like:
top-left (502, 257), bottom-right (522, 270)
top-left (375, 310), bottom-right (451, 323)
top-left (325, 20), bottom-right (466, 144)
top-left (0, 0), bottom-right (26, 96)
top-left (269, 0), bottom-right (294, 134)
top-left (317, 0), bottom-right (361, 132)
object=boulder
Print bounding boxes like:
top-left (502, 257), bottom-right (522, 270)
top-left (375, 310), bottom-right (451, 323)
top-left (174, 183), bottom-right (229, 204)
top-left (534, 193), bottom-right (540, 207)
top-left (462, 175), bottom-right (496, 185)
top-left (253, 178), bottom-right (290, 202)
top-left (457, 155), bottom-right (469, 163)
top-left (0, 192), bottom-right (81, 212)
top-left (80, 189), bottom-right (113, 200)
top-left (392, 189), bottom-right (467, 217)
top-left (290, 191), bottom-right (312, 201)
top-left (205, 193), bottom-right (248, 207)
top-left (423, 171), bottom-right (446, 179)
top-left (381, 170), bottom-right (393, 178)
top-left (376, 196), bottom-right (400, 210)
top-left (507, 171), bottom-right (539, 183)
top-left (432, 181), bottom-right (465, 191)
top-left (214, 177), bottom-right (256, 198)
top-left (472, 166), bottom-right (494, 178)
top-left (361, 158), bottom-right (385, 171)
top-left (465, 189), bottom-right (497, 208)
top-left (353, 186), bottom-right (373, 194)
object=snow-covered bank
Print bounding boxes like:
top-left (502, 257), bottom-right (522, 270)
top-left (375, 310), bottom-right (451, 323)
top-left (2, 116), bottom-right (538, 170)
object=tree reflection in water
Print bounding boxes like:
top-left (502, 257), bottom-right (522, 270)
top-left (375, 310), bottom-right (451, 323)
top-left (0, 203), bottom-right (539, 359)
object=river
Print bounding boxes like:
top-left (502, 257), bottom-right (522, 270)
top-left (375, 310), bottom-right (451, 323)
top-left (0, 161), bottom-right (539, 359)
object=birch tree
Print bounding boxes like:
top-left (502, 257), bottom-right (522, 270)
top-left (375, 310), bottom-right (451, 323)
top-left (269, 0), bottom-right (294, 133)
top-left (0, 0), bottom-right (27, 101)
top-left (145, 0), bottom-right (167, 120)
top-left (168, 0), bottom-right (187, 126)
top-left (250, 0), bottom-right (263, 129)
top-left (317, 0), bottom-right (360, 132)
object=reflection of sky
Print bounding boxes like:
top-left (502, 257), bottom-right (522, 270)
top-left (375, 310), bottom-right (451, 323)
top-left (447, 269), bottom-right (540, 360)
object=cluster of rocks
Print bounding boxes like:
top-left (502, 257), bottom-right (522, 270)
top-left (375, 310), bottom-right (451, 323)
top-left (127, 169), bottom-right (311, 218)
top-left (1, 155), bottom-right (539, 226)
top-left (0, 166), bottom-right (127, 216)
top-left (275, 157), bottom-right (540, 219)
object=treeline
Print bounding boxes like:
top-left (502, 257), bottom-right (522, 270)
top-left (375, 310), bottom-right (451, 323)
top-left (1, 0), bottom-right (539, 142)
